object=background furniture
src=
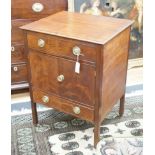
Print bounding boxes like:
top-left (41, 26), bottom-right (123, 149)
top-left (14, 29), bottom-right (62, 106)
top-left (69, 0), bottom-right (143, 59)
top-left (21, 11), bottom-right (133, 147)
top-left (11, 0), bottom-right (68, 91)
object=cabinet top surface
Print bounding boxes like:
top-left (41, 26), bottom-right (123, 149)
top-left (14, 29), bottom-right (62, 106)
top-left (21, 11), bottom-right (133, 44)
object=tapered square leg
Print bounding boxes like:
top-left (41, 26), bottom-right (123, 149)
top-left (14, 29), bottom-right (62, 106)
top-left (31, 102), bottom-right (38, 125)
top-left (119, 94), bottom-right (125, 117)
top-left (94, 123), bottom-right (100, 149)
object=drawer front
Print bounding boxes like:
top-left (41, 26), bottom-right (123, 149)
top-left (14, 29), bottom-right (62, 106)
top-left (29, 51), bottom-right (95, 107)
top-left (12, 19), bottom-right (34, 43)
top-left (33, 89), bottom-right (94, 122)
top-left (27, 32), bottom-right (98, 63)
top-left (12, 0), bottom-right (67, 19)
top-left (11, 43), bottom-right (26, 63)
top-left (11, 63), bottom-right (28, 84)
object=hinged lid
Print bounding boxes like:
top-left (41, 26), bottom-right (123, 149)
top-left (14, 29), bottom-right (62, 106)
top-left (20, 11), bottom-right (133, 45)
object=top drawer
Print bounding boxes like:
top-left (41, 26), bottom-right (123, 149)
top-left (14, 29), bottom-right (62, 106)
top-left (11, 0), bottom-right (67, 19)
top-left (27, 32), bottom-right (99, 63)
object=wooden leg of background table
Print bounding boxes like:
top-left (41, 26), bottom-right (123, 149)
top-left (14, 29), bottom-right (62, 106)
top-left (119, 94), bottom-right (125, 117)
top-left (31, 102), bottom-right (38, 125)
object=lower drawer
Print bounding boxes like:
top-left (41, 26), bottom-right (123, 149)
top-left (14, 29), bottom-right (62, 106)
top-left (11, 43), bottom-right (26, 63)
top-left (11, 63), bottom-right (28, 84)
top-left (32, 89), bottom-right (94, 122)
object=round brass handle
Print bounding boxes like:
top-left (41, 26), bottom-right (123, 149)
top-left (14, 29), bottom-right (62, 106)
top-left (11, 46), bottom-right (15, 52)
top-left (73, 46), bottom-right (81, 56)
top-left (13, 66), bottom-right (18, 72)
top-left (42, 96), bottom-right (49, 103)
top-left (57, 75), bottom-right (64, 82)
top-left (73, 106), bottom-right (81, 114)
top-left (32, 3), bottom-right (44, 12)
top-left (38, 39), bottom-right (45, 47)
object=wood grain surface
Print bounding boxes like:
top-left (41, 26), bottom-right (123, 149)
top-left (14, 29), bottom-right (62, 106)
top-left (12, 0), bottom-right (68, 19)
top-left (29, 51), bottom-right (96, 107)
top-left (21, 11), bottom-right (133, 44)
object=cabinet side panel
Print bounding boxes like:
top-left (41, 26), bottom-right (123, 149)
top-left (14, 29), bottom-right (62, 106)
top-left (100, 27), bottom-right (131, 121)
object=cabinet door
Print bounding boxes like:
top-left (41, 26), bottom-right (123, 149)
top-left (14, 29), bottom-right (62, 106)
top-left (59, 58), bottom-right (95, 107)
top-left (29, 51), bottom-right (95, 107)
top-left (29, 51), bottom-right (60, 94)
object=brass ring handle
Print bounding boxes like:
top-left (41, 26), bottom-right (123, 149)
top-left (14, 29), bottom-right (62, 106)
top-left (42, 96), bottom-right (49, 103)
top-left (11, 46), bottom-right (15, 52)
top-left (73, 106), bottom-right (81, 114)
top-left (73, 46), bottom-right (81, 56)
top-left (13, 66), bottom-right (18, 72)
top-left (38, 39), bottom-right (45, 47)
top-left (57, 75), bottom-right (64, 82)
top-left (32, 3), bottom-right (44, 12)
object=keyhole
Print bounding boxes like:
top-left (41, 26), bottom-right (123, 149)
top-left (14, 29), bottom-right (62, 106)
top-left (106, 2), bottom-right (110, 7)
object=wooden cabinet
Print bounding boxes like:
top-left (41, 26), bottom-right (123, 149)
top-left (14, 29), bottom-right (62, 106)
top-left (11, 0), bottom-right (68, 90)
top-left (21, 11), bottom-right (133, 147)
